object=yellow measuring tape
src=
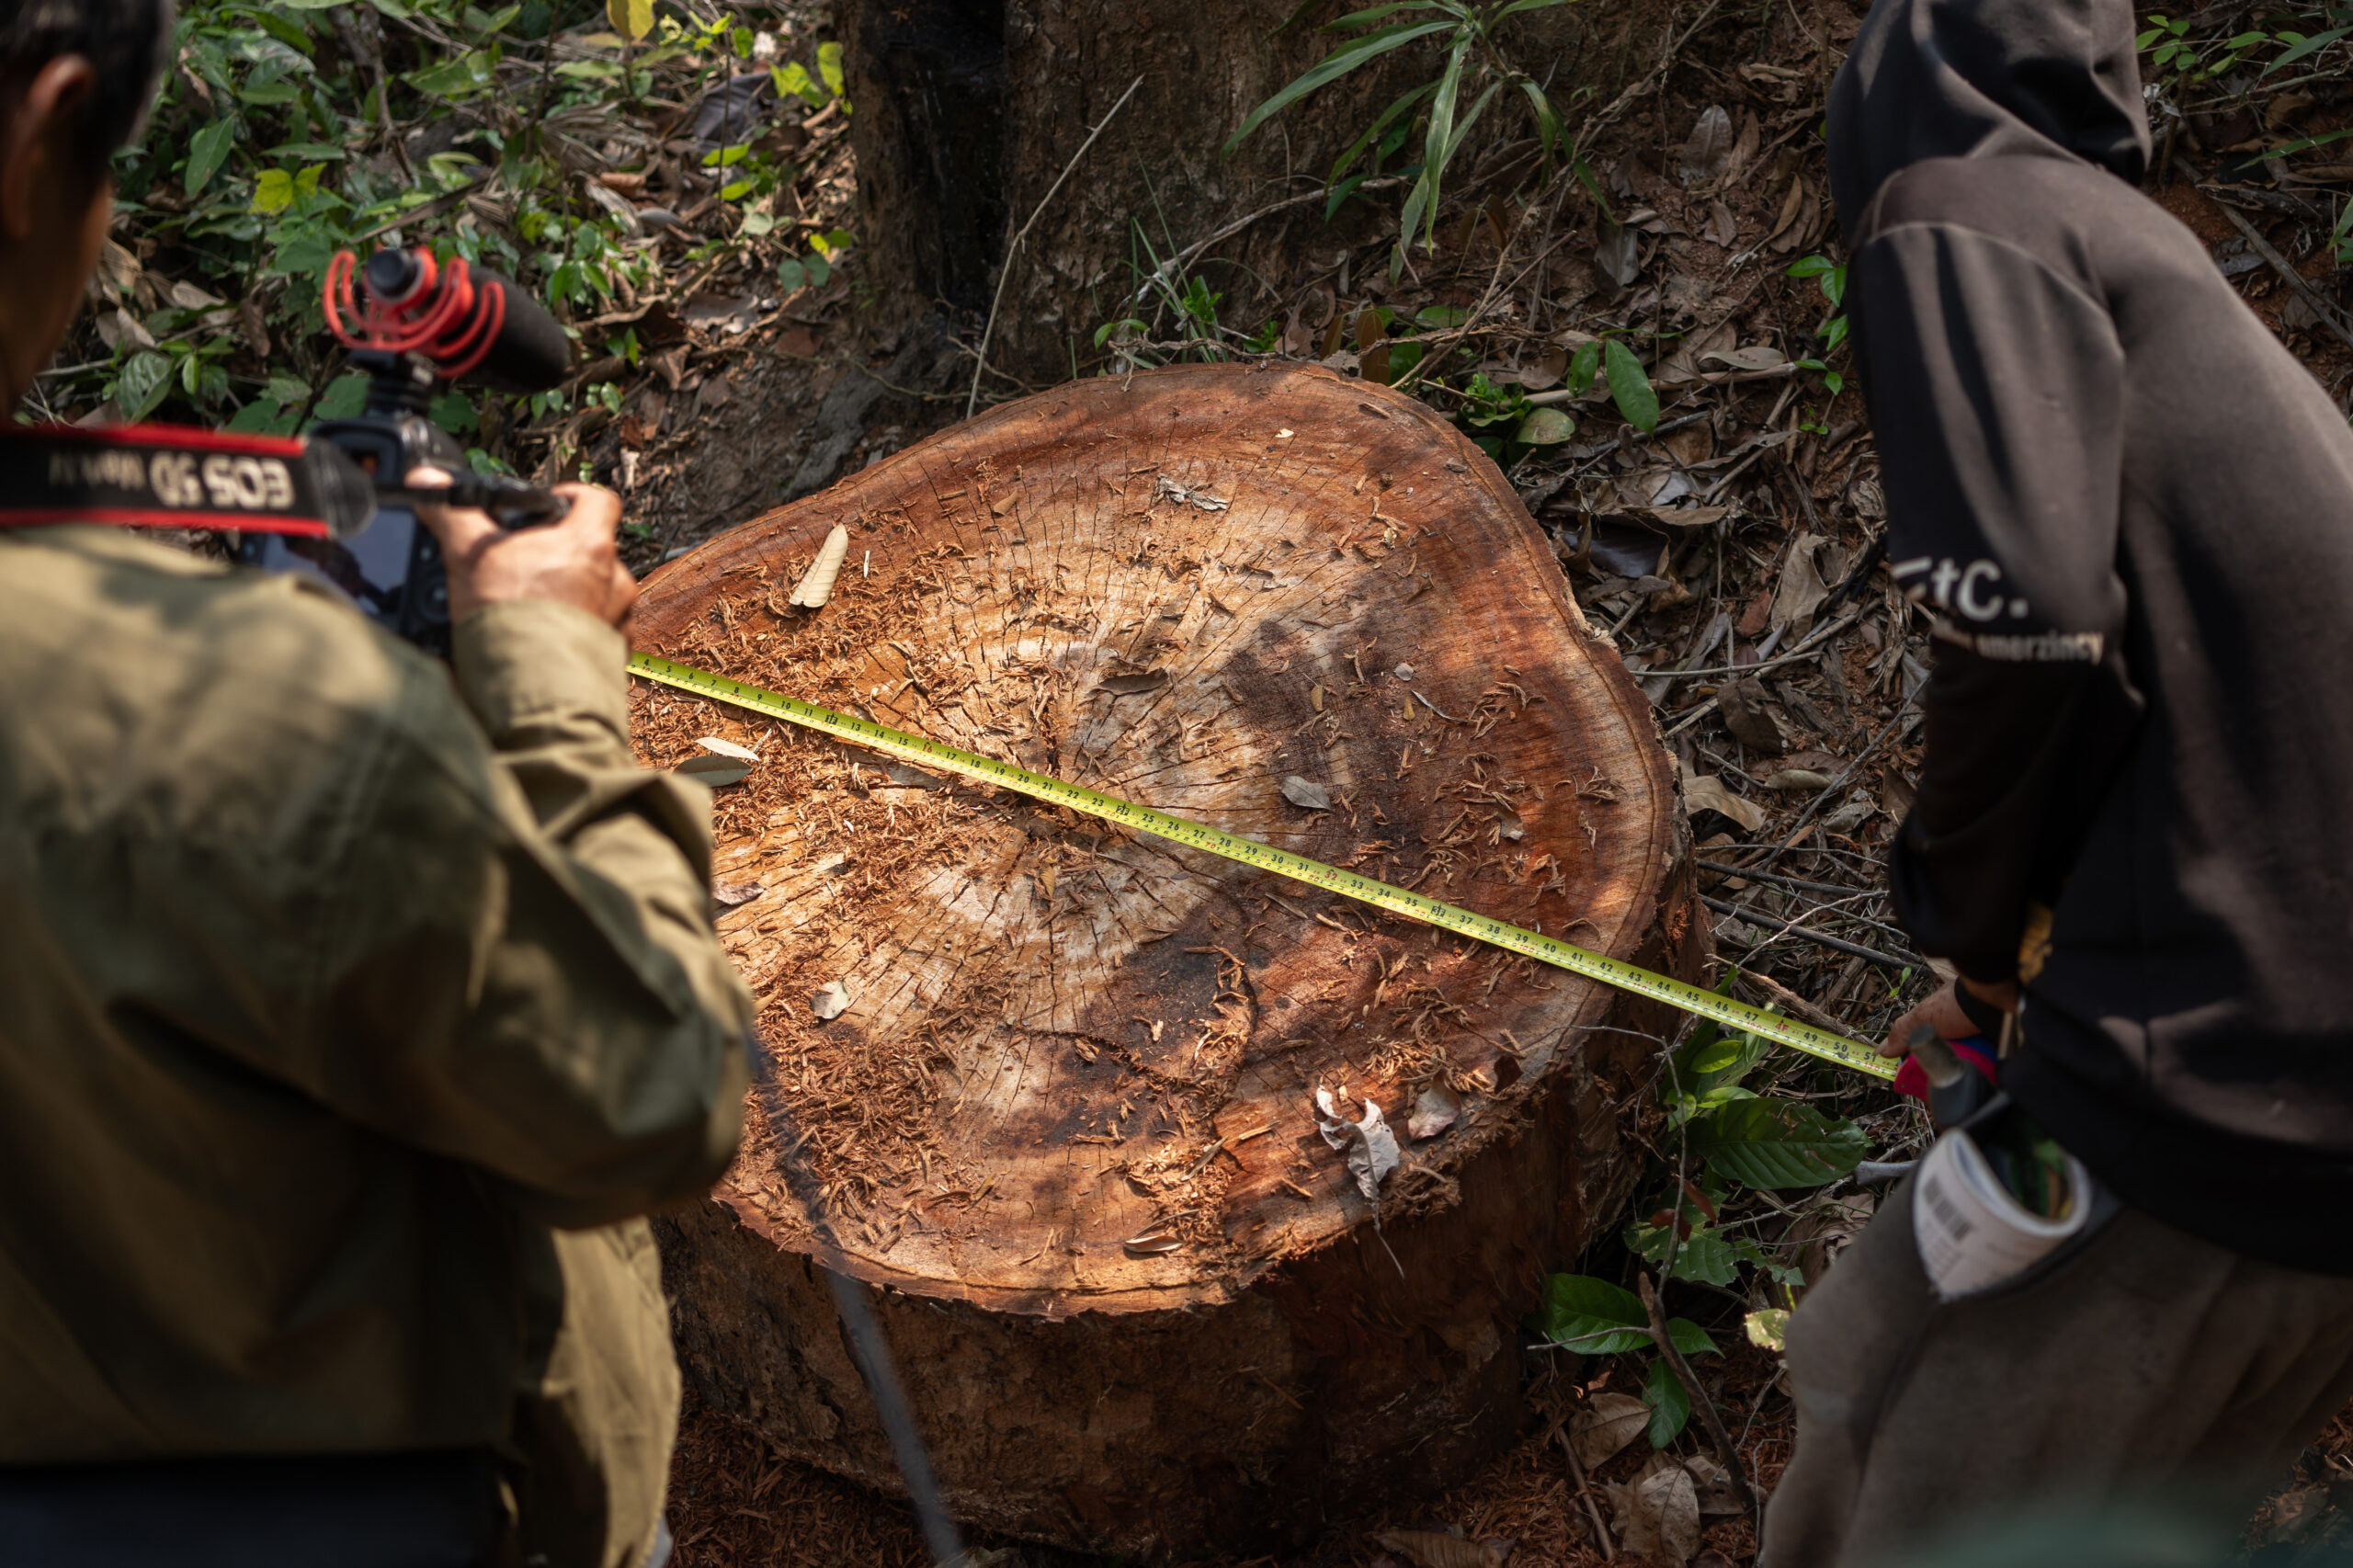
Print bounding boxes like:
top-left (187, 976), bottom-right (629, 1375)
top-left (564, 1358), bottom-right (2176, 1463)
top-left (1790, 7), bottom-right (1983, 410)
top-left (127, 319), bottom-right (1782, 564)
top-left (630, 651), bottom-right (1897, 1081)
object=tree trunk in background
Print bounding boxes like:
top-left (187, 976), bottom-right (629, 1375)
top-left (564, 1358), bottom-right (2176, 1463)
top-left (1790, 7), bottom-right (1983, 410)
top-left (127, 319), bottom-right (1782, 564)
top-left (631, 363), bottom-right (1706, 1555)
top-left (838, 0), bottom-right (1686, 388)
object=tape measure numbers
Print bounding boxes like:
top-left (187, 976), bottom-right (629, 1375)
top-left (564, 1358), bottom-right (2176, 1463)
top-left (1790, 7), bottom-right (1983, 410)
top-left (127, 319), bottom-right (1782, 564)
top-left (629, 651), bottom-right (1897, 1081)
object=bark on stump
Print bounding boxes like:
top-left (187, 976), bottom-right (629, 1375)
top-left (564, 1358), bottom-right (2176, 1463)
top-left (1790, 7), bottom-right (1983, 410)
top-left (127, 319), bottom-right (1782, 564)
top-left (633, 363), bottom-right (1703, 1557)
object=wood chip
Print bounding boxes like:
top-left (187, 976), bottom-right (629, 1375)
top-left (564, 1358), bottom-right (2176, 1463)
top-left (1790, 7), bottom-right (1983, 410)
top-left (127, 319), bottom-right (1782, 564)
top-left (788, 524), bottom-right (851, 608)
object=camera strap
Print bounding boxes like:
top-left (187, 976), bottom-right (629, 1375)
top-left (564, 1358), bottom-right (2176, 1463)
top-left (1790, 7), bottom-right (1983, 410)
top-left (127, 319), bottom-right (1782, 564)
top-left (0, 423), bottom-right (376, 538)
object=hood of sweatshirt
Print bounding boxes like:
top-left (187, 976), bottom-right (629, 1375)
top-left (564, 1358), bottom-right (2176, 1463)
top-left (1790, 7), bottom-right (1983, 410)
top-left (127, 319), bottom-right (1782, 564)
top-left (1826, 0), bottom-right (2152, 237)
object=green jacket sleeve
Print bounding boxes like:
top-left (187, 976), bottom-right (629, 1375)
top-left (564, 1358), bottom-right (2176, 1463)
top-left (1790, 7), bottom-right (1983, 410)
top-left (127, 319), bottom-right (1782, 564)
top-left (301, 599), bottom-right (750, 1228)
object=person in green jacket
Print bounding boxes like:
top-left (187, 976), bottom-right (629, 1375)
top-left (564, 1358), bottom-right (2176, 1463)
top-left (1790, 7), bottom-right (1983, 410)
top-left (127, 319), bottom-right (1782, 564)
top-left (0, 4), bottom-right (754, 1564)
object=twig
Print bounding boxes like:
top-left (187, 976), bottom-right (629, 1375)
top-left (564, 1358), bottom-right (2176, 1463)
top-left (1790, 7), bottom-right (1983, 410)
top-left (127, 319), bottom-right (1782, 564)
top-left (968, 74), bottom-right (1145, 416)
top-left (1552, 1423), bottom-right (1618, 1559)
top-left (1639, 1271), bottom-right (1760, 1531)
top-left (2210, 197), bottom-right (2353, 358)
top-left (1700, 894), bottom-right (1912, 969)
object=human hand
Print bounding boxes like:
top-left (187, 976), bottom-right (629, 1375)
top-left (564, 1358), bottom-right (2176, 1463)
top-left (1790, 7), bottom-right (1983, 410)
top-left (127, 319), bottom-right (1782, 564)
top-left (409, 468), bottom-right (638, 628)
top-left (1881, 975), bottom-right (2018, 1060)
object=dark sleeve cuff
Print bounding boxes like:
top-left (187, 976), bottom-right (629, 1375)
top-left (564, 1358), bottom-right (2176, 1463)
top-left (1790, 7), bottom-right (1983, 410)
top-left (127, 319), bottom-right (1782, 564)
top-left (449, 599), bottom-right (631, 748)
top-left (1956, 981), bottom-right (2011, 1037)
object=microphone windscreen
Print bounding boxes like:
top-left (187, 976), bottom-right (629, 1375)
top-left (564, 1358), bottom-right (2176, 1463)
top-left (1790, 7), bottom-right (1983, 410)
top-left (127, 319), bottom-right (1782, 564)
top-left (464, 267), bottom-right (574, 392)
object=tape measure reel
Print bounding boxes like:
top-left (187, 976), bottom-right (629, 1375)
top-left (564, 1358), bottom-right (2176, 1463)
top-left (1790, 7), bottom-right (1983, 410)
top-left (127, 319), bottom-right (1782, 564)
top-left (629, 651), bottom-right (1898, 1081)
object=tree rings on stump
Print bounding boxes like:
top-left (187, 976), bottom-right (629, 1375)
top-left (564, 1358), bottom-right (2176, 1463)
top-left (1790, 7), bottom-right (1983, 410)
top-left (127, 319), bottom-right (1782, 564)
top-left (632, 364), bottom-right (1703, 1556)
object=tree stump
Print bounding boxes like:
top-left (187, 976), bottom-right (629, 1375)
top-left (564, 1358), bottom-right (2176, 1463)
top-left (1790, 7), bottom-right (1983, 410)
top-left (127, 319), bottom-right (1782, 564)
top-left (633, 363), bottom-right (1703, 1557)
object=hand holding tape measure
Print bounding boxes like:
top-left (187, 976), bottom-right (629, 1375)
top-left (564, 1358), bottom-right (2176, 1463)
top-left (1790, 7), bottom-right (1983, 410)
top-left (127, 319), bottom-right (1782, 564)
top-left (629, 650), bottom-right (1899, 1080)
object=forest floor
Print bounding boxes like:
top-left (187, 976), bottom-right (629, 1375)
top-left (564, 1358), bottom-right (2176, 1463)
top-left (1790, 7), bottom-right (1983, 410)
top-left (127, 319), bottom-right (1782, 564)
top-left (68, 0), bottom-right (2353, 1563)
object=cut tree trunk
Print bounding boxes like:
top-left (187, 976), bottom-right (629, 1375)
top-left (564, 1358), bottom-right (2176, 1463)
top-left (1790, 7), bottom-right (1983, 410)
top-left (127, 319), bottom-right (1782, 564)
top-left (838, 0), bottom-right (1686, 385)
top-left (633, 363), bottom-right (1703, 1557)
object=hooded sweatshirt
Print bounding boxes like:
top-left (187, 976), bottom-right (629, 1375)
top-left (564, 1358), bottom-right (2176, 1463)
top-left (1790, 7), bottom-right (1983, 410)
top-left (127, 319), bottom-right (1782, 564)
top-left (1829, 0), bottom-right (2353, 1271)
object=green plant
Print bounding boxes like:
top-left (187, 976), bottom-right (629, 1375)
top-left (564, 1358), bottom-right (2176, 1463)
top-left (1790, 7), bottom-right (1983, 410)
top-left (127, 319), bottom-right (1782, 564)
top-left (1225, 0), bottom-right (1587, 274)
top-left (67, 0), bottom-right (824, 445)
top-left (1451, 369), bottom-right (1573, 463)
top-left (1531, 992), bottom-right (1871, 1443)
top-left (2137, 8), bottom-right (2353, 85)
top-left (1558, 334), bottom-right (1658, 434)
top-left (1535, 1273), bottom-right (1720, 1447)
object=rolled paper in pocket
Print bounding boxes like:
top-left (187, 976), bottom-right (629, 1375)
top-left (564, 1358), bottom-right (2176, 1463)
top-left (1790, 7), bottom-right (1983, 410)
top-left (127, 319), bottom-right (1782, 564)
top-left (1913, 1128), bottom-right (2094, 1299)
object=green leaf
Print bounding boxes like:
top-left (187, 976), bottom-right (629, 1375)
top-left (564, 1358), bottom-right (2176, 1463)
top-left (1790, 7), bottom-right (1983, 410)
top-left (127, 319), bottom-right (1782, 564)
top-left (1604, 337), bottom-right (1658, 432)
top-left (1414, 34), bottom-right (1470, 244)
top-left (1415, 304), bottom-right (1469, 328)
top-left (238, 80), bottom-right (301, 105)
top-left (1495, 0), bottom-right (1574, 16)
top-left (223, 398), bottom-right (298, 434)
top-left (740, 209), bottom-right (776, 237)
top-left (555, 59), bottom-right (621, 80)
top-left (804, 251), bottom-right (831, 287)
top-left (1667, 1317), bottom-right (1719, 1358)
top-left (114, 351), bottom-right (174, 422)
top-left (773, 61), bottom-right (825, 107)
top-left (428, 392), bottom-right (479, 436)
top-left (250, 167), bottom-right (294, 214)
top-left (1567, 338), bottom-right (1600, 396)
top-left (1222, 18), bottom-right (1458, 156)
top-left (606, 0), bottom-right (651, 40)
top-left (1625, 1216), bottom-right (1741, 1286)
top-left (776, 256), bottom-right (808, 293)
top-left (2271, 124), bottom-right (2353, 159)
top-left (185, 119), bottom-right (236, 197)
top-left (1785, 254), bottom-right (1836, 278)
top-left (313, 372), bottom-right (369, 421)
top-left (1687, 1098), bottom-right (1869, 1189)
top-left (1517, 74), bottom-right (1562, 159)
top-left (1536, 1273), bottom-right (1650, 1355)
top-left (409, 50), bottom-right (498, 97)
top-left (817, 40), bottom-right (846, 99)
top-left (1322, 2), bottom-right (1435, 28)
top-left (1516, 406), bottom-right (1574, 444)
top-left (1745, 1307), bottom-right (1790, 1352)
top-left (265, 373), bottom-right (311, 407)
top-left (1643, 1357), bottom-right (1691, 1448)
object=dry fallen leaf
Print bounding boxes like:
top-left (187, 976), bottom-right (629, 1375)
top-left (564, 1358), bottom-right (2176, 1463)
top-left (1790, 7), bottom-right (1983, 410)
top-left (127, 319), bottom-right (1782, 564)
top-left (1768, 532), bottom-right (1835, 634)
top-left (1716, 678), bottom-right (1789, 756)
top-left (1595, 221), bottom-right (1642, 288)
top-left (812, 981), bottom-right (852, 1021)
top-left (1677, 104), bottom-right (1733, 187)
top-left (1280, 776), bottom-right (1334, 811)
top-left (1406, 1084), bottom-right (1461, 1141)
top-left (1373, 1529), bottom-right (1510, 1568)
top-left (1609, 1458), bottom-right (1701, 1565)
top-left (677, 754), bottom-right (754, 788)
top-left (1759, 768), bottom-right (1834, 791)
top-left (1312, 1087), bottom-right (1399, 1202)
top-left (1097, 670), bottom-right (1170, 696)
top-left (1571, 1391), bottom-right (1651, 1471)
top-left (711, 878), bottom-right (764, 906)
top-left (1703, 197), bottom-right (1738, 248)
top-left (1682, 1454), bottom-right (1745, 1517)
top-left (1701, 344), bottom-right (1788, 372)
top-left (788, 524), bottom-right (851, 608)
top-left (1681, 763), bottom-right (1766, 833)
